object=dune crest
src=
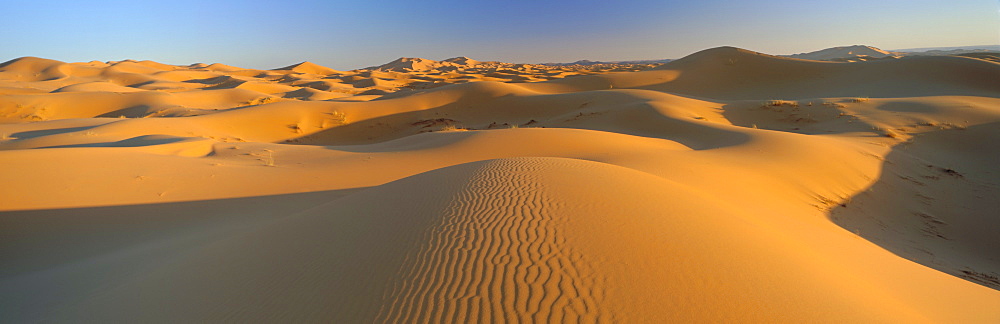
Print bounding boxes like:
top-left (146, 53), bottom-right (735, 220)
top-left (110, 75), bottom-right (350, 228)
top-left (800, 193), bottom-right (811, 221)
top-left (274, 61), bottom-right (343, 75)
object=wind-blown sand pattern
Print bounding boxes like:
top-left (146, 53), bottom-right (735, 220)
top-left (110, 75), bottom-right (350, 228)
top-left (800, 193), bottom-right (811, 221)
top-left (375, 158), bottom-right (601, 323)
top-left (1, 47), bottom-right (999, 322)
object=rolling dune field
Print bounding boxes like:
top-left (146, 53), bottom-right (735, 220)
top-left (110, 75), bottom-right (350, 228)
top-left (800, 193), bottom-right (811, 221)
top-left (1, 47), bottom-right (999, 322)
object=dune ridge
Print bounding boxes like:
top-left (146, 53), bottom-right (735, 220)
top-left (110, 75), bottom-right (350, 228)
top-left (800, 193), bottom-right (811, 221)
top-left (1, 47), bottom-right (999, 322)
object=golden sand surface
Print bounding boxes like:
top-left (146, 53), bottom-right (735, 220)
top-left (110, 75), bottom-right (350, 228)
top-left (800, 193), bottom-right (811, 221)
top-left (1, 47), bottom-right (998, 322)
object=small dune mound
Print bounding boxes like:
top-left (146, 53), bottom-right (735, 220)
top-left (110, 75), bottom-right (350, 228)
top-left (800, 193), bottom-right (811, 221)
top-left (106, 60), bottom-right (171, 74)
top-left (204, 63), bottom-right (245, 72)
top-left (201, 76), bottom-right (299, 94)
top-left (374, 57), bottom-right (445, 72)
top-left (52, 81), bottom-right (145, 93)
top-left (282, 87), bottom-right (350, 100)
top-left (372, 56), bottom-right (483, 72)
top-left (0, 57), bottom-right (70, 81)
top-left (275, 61), bottom-right (343, 75)
top-left (117, 135), bottom-right (216, 157)
top-left (0, 57), bottom-right (66, 71)
top-left (132, 60), bottom-right (179, 71)
top-left (442, 56), bottom-right (482, 66)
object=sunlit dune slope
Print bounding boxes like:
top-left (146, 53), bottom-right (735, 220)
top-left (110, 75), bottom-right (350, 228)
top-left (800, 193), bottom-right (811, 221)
top-left (527, 47), bottom-right (1000, 99)
top-left (1, 47), bottom-right (999, 322)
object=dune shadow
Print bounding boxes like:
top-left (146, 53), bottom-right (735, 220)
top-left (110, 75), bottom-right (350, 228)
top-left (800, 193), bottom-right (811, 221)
top-left (182, 76), bottom-right (228, 84)
top-left (719, 101), bottom-right (879, 135)
top-left (298, 105), bottom-right (750, 152)
top-left (95, 104), bottom-right (154, 118)
top-left (126, 80), bottom-right (157, 88)
top-left (828, 121), bottom-right (1000, 290)
top-left (718, 99), bottom-right (961, 136)
top-left (0, 187), bottom-right (366, 279)
top-left (875, 101), bottom-right (942, 113)
top-left (36, 135), bottom-right (192, 149)
top-left (291, 88), bottom-right (750, 151)
top-left (12, 126), bottom-right (96, 139)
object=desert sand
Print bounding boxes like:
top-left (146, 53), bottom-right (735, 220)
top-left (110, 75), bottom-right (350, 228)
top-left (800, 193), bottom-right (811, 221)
top-left (786, 45), bottom-right (902, 61)
top-left (1, 47), bottom-right (999, 322)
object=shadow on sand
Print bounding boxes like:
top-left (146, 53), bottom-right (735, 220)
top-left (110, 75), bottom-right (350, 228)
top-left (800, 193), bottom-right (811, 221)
top-left (828, 121), bottom-right (1000, 290)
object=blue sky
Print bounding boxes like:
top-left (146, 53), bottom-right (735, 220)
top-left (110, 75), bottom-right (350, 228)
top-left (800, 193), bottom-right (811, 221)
top-left (2, 0), bottom-right (997, 69)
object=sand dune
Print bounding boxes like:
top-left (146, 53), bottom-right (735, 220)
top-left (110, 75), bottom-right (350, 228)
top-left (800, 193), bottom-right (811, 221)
top-left (1, 47), bottom-right (999, 322)
top-left (537, 47), bottom-right (999, 99)
top-left (787, 45), bottom-right (902, 61)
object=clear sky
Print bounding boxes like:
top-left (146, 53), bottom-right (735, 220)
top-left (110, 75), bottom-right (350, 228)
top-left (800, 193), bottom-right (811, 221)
top-left (3, 0), bottom-right (997, 70)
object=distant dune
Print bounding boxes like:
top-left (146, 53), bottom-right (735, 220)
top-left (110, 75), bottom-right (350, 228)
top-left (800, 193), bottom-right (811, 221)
top-left (893, 45), bottom-right (1000, 53)
top-left (541, 58), bottom-right (673, 66)
top-left (786, 45), bottom-right (901, 61)
top-left (784, 44), bottom-right (1000, 62)
top-left (275, 61), bottom-right (344, 75)
top-left (2, 46), bottom-right (999, 322)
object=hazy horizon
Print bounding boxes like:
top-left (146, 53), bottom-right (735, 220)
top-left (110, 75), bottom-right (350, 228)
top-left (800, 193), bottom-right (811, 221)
top-left (4, 0), bottom-right (998, 70)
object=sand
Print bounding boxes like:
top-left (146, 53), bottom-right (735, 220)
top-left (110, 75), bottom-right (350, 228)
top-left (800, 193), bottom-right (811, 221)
top-left (1, 47), bottom-right (999, 322)
top-left (787, 45), bottom-right (902, 61)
